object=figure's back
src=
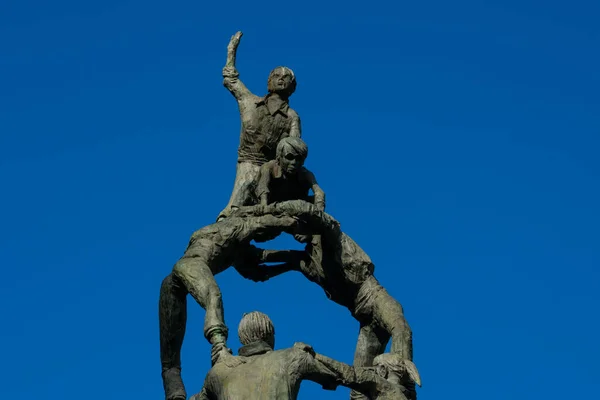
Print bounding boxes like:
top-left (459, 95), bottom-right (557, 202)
top-left (204, 348), bottom-right (304, 400)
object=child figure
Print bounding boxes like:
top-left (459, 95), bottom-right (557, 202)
top-left (255, 137), bottom-right (325, 210)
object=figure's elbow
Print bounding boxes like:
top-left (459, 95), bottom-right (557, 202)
top-left (314, 189), bottom-right (326, 210)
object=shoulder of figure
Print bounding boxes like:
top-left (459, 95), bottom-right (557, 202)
top-left (300, 166), bottom-right (313, 176)
top-left (300, 167), bottom-right (317, 182)
top-left (293, 342), bottom-right (316, 356)
top-left (287, 107), bottom-right (300, 118)
top-left (190, 225), bottom-right (210, 239)
top-left (250, 93), bottom-right (263, 102)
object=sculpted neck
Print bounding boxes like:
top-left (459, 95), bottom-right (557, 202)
top-left (238, 340), bottom-right (273, 357)
top-left (267, 92), bottom-right (289, 103)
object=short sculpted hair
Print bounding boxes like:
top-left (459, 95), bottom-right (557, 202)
top-left (238, 311), bottom-right (275, 348)
top-left (276, 137), bottom-right (308, 160)
top-left (373, 353), bottom-right (405, 376)
top-left (373, 353), bottom-right (421, 387)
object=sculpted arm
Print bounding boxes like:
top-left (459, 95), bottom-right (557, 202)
top-left (235, 262), bottom-right (296, 282)
top-left (290, 111), bottom-right (302, 137)
top-left (261, 249), bottom-right (306, 263)
top-left (222, 31), bottom-right (252, 100)
top-left (314, 354), bottom-right (381, 396)
top-left (189, 388), bottom-right (210, 400)
top-left (294, 343), bottom-right (341, 391)
top-left (304, 169), bottom-right (325, 210)
top-left (233, 245), bottom-right (300, 282)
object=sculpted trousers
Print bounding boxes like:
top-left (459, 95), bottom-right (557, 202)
top-left (351, 276), bottom-right (414, 400)
top-left (159, 256), bottom-right (227, 369)
top-left (159, 273), bottom-right (187, 373)
top-left (171, 256), bottom-right (227, 340)
top-left (218, 161), bottom-right (261, 218)
top-left (159, 273), bottom-right (188, 400)
top-left (159, 251), bottom-right (227, 400)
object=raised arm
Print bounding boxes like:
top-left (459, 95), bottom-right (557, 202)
top-left (223, 31), bottom-right (251, 100)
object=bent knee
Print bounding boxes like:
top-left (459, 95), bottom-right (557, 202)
top-left (172, 260), bottom-right (190, 280)
top-left (173, 259), bottom-right (220, 294)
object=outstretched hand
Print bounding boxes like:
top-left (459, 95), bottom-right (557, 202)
top-left (294, 234), bottom-right (311, 243)
top-left (225, 31), bottom-right (243, 68)
top-left (227, 31), bottom-right (243, 52)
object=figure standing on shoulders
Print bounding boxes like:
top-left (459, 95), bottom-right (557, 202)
top-left (219, 31), bottom-right (301, 219)
top-left (256, 137), bottom-right (325, 210)
top-left (255, 136), bottom-right (325, 243)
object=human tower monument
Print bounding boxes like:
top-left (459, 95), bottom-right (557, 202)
top-left (158, 32), bottom-right (421, 400)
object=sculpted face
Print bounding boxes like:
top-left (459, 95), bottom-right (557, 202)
top-left (279, 147), bottom-right (305, 175)
top-left (267, 67), bottom-right (296, 95)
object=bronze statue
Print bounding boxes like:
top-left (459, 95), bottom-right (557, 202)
top-left (256, 136), bottom-right (325, 243)
top-left (315, 352), bottom-right (421, 400)
top-left (231, 201), bottom-right (419, 400)
top-left (159, 214), bottom-right (304, 400)
top-left (218, 31), bottom-right (302, 219)
top-left (190, 312), bottom-right (341, 400)
top-left (256, 137), bottom-right (325, 210)
top-left (191, 311), bottom-right (416, 400)
top-left (158, 31), bottom-right (423, 400)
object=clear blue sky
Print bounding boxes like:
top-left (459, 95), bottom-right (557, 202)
top-left (1, 1), bottom-right (599, 399)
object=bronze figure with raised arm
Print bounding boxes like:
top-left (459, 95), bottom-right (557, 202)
top-left (218, 31), bottom-right (302, 219)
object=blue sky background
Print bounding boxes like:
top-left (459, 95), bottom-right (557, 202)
top-left (1, 1), bottom-right (599, 399)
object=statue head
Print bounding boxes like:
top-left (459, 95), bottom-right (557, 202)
top-left (238, 311), bottom-right (275, 349)
top-left (373, 354), bottom-right (422, 388)
top-left (276, 137), bottom-right (308, 175)
top-left (267, 66), bottom-right (296, 98)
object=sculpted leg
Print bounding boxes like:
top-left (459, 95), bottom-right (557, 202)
top-left (159, 273), bottom-right (188, 400)
top-left (372, 289), bottom-right (413, 360)
top-left (372, 287), bottom-right (417, 400)
top-left (172, 257), bottom-right (228, 344)
top-left (350, 323), bottom-right (389, 400)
